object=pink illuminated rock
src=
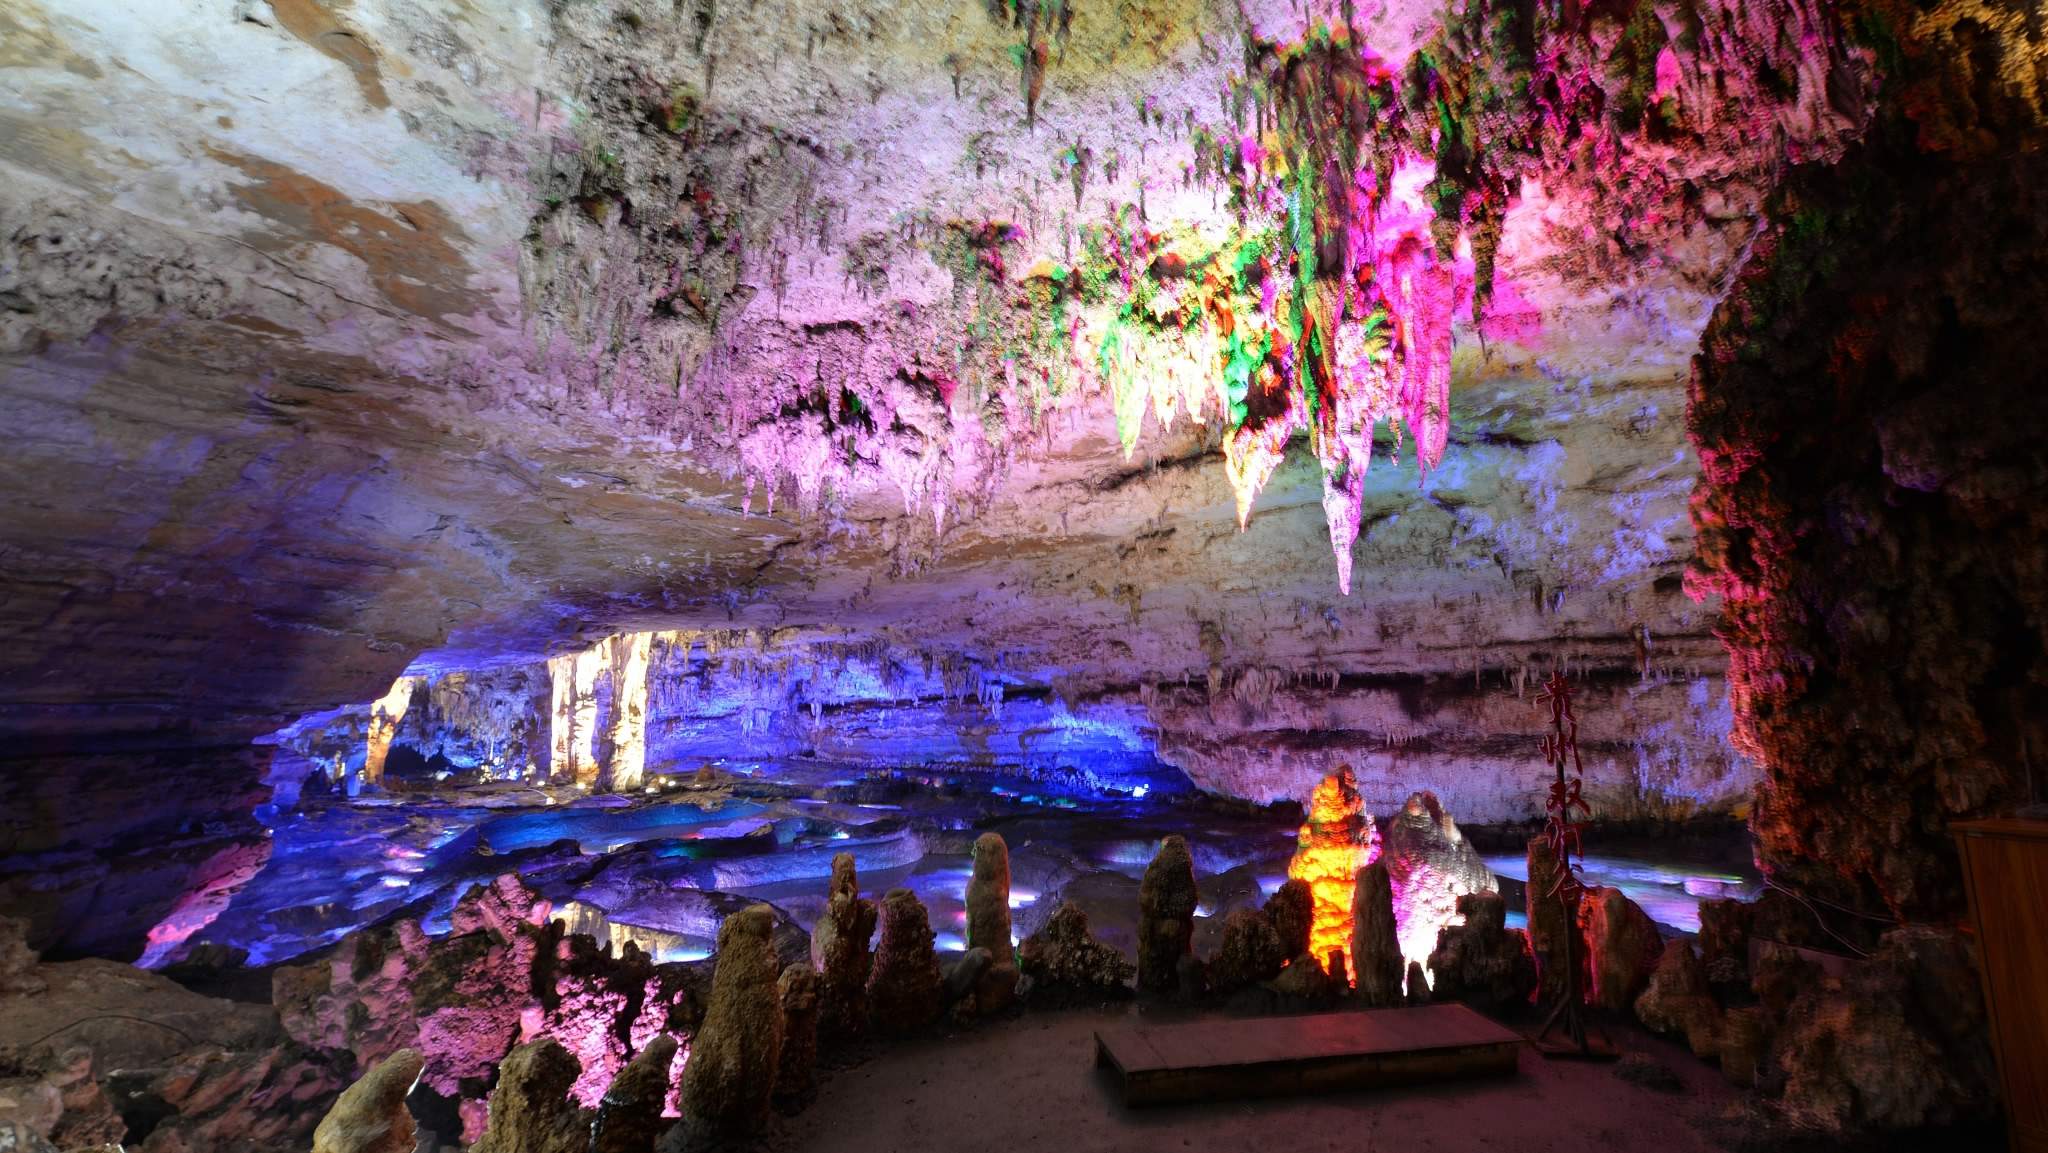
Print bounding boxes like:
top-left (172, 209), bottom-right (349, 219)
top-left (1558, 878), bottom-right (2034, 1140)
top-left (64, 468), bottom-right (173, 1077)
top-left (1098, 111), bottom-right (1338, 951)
top-left (1381, 791), bottom-right (1496, 980)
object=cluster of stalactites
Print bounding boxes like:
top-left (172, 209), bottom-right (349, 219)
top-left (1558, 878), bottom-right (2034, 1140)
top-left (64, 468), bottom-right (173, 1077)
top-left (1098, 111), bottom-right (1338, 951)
top-left (1077, 37), bottom-right (1471, 595)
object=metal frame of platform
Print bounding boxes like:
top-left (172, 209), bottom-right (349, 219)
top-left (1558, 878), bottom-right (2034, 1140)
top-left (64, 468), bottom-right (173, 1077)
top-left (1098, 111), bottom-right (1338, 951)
top-left (1093, 1003), bottom-right (1522, 1106)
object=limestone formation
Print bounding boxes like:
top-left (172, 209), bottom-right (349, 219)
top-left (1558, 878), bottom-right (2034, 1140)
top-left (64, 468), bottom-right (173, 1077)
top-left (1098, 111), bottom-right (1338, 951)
top-left (964, 832), bottom-right (1020, 1014)
top-left (138, 1041), bottom-right (346, 1152)
top-left (1769, 927), bottom-right (1998, 1137)
top-left (1524, 836), bottom-right (1583, 1006)
top-left (774, 964), bottom-right (820, 1102)
top-left (590, 1035), bottom-right (678, 1153)
top-left (310, 1047), bottom-right (422, 1153)
top-left (1424, 892), bottom-right (1536, 1015)
top-left (866, 889), bottom-right (943, 1034)
top-left (681, 906), bottom-right (784, 1141)
top-left (1207, 909), bottom-right (1286, 993)
top-left (965, 832), bottom-right (1012, 956)
top-left (1718, 1007), bottom-right (1767, 1088)
top-left (1017, 901), bottom-right (1133, 1004)
top-left (809, 853), bottom-right (878, 1043)
top-left (1633, 941), bottom-right (1718, 1051)
top-left (1579, 886), bottom-right (1664, 1012)
top-left (1264, 953), bottom-right (1336, 1004)
top-left (1262, 879), bottom-right (1313, 961)
top-left (1696, 897), bottom-right (1757, 988)
top-left (1380, 792), bottom-right (1497, 981)
top-left (0, 1122), bottom-right (56, 1153)
top-left (471, 1040), bottom-right (586, 1153)
top-left (0, 916), bottom-right (45, 997)
top-left (942, 947), bottom-right (991, 1005)
top-left (1350, 860), bottom-right (1403, 1007)
top-left (1136, 835), bottom-right (1198, 994)
top-left (1286, 767), bottom-right (1379, 979)
top-left (1404, 961), bottom-right (1431, 1006)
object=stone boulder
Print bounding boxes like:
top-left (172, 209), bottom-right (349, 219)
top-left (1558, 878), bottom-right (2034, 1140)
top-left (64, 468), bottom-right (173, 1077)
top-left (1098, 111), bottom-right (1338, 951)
top-left (1137, 835), bottom-right (1198, 994)
top-left (1263, 953), bottom-right (1338, 1007)
top-left (774, 964), bottom-right (819, 1102)
top-left (680, 906), bottom-right (784, 1141)
top-left (1262, 878), bottom-right (1313, 960)
top-left (1769, 926), bottom-right (1997, 1137)
top-left (310, 1047), bottom-right (422, 1153)
top-left (1207, 909), bottom-right (1286, 993)
top-left (471, 1039), bottom-right (586, 1153)
top-left (1696, 897), bottom-right (1756, 988)
top-left (1424, 891), bottom-right (1536, 1015)
top-left (1018, 901), bottom-right (1133, 1004)
top-left (1633, 941), bottom-right (1721, 1057)
top-left (1579, 886), bottom-right (1664, 1012)
top-left (808, 853), bottom-right (877, 1044)
top-left (590, 1035), bottom-right (677, 1153)
top-left (1350, 859), bottom-right (1403, 1007)
top-left (866, 889), bottom-right (942, 1034)
top-left (1381, 792), bottom-right (1496, 980)
top-left (137, 1041), bottom-right (346, 1153)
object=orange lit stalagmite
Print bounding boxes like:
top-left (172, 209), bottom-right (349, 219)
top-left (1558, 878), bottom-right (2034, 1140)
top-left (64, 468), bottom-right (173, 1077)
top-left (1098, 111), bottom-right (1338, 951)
top-left (1286, 766), bottom-right (1381, 984)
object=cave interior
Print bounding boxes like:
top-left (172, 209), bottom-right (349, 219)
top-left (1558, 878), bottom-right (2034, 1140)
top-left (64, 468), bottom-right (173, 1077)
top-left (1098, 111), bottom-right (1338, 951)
top-left (1, 1), bottom-right (2045, 1152)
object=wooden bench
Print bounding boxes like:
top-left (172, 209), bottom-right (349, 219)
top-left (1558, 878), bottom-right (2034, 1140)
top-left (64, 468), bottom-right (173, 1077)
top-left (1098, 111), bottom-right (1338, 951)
top-left (1094, 1003), bottom-right (1522, 1106)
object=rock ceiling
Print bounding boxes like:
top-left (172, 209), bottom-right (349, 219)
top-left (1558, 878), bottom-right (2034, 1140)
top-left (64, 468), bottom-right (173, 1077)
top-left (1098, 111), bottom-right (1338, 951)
top-left (0, 0), bottom-right (1895, 828)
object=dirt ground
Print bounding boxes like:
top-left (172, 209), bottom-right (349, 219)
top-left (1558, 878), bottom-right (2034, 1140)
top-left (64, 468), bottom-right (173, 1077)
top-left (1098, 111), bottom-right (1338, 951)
top-left (769, 1004), bottom-right (1756, 1153)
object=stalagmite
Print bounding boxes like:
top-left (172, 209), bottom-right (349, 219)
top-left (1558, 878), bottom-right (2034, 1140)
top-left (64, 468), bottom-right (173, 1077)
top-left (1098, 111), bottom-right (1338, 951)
top-left (866, 889), bottom-right (943, 1034)
top-left (1137, 835), bottom-right (1198, 994)
top-left (965, 832), bottom-right (1020, 1014)
top-left (1263, 878), bottom-right (1313, 961)
top-left (590, 1035), bottom-right (678, 1153)
top-left (470, 1040), bottom-right (586, 1153)
top-left (809, 852), bottom-right (878, 1043)
top-left (681, 906), bottom-right (784, 1141)
top-left (775, 963), bottom-right (820, 1101)
top-left (311, 1048), bottom-right (422, 1153)
top-left (1381, 791), bottom-right (1496, 977)
top-left (1350, 859), bottom-right (1403, 1007)
top-left (1286, 766), bottom-right (1379, 984)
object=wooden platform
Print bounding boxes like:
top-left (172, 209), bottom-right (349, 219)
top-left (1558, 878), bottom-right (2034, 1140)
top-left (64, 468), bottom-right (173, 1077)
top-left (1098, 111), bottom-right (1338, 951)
top-left (1093, 1003), bottom-right (1521, 1106)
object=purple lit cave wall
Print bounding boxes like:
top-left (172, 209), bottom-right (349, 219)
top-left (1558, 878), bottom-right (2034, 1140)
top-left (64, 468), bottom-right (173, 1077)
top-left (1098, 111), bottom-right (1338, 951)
top-left (1, 1), bottom-right (2044, 1152)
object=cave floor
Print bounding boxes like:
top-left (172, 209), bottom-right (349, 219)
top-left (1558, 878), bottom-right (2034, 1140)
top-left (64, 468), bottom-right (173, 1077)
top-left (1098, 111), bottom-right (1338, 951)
top-left (771, 1005), bottom-right (1752, 1153)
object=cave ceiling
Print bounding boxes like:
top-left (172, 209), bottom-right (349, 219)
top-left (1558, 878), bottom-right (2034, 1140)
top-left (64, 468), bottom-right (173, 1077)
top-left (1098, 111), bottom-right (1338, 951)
top-left (0, 0), bottom-right (1874, 778)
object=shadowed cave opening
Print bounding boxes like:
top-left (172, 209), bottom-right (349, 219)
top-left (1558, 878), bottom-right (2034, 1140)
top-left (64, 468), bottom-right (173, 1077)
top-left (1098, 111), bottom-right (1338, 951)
top-left (2, 2), bottom-right (2045, 1152)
